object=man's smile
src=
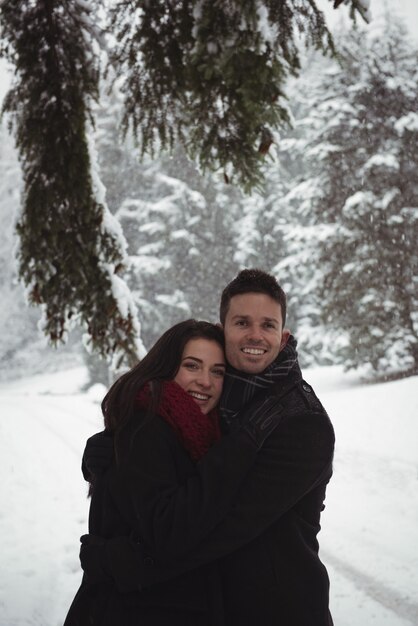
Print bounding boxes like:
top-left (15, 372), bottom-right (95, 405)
top-left (241, 347), bottom-right (267, 356)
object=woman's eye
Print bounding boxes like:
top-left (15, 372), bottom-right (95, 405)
top-left (183, 362), bottom-right (198, 370)
top-left (236, 320), bottom-right (246, 326)
top-left (212, 369), bottom-right (225, 377)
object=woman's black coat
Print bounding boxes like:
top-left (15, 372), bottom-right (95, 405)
top-left (64, 411), bottom-right (258, 626)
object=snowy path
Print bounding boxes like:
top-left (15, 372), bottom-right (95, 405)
top-left (322, 450), bottom-right (418, 626)
top-left (314, 371), bottom-right (418, 626)
top-left (0, 368), bottom-right (417, 626)
top-left (0, 374), bottom-right (103, 626)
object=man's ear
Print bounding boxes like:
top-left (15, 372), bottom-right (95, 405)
top-left (280, 328), bottom-right (291, 351)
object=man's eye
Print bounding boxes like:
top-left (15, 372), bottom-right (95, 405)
top-left (236, 320), bottom-right (247, 326)
top-left (264, 322), bottom-right (275, 329)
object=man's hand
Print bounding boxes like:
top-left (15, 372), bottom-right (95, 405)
top-left (82, 430), bottom-right (114, 480)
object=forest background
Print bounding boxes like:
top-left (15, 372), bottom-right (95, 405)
top-left (0, 0), bottom-right (417, 386)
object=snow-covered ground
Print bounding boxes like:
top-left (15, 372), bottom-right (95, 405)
top-left (0, 366), bottom-right (417, 626)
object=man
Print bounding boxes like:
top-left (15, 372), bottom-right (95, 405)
top-left (82, 269), bottom-right (335, 625)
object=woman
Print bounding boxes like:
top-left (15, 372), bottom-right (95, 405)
top-left (65, 319), bottom-right (256, 626)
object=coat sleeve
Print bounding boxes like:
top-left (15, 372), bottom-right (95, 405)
top-left (150, 409), bottom-right (334, 578)
top-left (107, 408), bottom-right (335, 591)
top-left (108, 416), bottom-right (259, 561)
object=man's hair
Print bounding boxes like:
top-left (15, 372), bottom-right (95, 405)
top-left (219, 268), bottom-right (287, 326)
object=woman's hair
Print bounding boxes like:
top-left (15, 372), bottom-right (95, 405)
top-left (102, 319), bottom-right (225, 436)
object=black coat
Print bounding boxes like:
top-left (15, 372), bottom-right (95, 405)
top-left (95, 372), bottom-right (335, 626)
top-left (64, 408), bottom-right (259, 626)
top-left (217, 377), bottom-right (335, 626)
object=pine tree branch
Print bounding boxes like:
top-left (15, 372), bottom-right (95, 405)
top-left (0, 0), bottom-right (142, 367)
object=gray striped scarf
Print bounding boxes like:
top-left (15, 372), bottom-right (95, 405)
top-left (220, 334), bottom-right (299, 428)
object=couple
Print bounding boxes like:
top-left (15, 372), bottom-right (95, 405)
top-left (65, 269), bottom-right (335, 626)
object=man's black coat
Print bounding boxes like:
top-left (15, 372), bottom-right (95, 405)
top-left (83, 369), bottom-right (335, 626)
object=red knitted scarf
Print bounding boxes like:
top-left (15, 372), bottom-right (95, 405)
top-left (135, 380), bottom-right (221, 462)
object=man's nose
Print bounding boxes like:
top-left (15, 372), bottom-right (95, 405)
top-left (247, 325), bottom-right (263, 342)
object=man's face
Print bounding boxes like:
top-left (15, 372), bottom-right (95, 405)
top-left (223, 292), bottom-right (290, 374)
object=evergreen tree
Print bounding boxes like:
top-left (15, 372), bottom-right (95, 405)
top-left (229, 63), bottom-right (325, 365)
top-left (270, 58), bottom-right (340, 365)
top-left (281, 18), bottom-right (418, 374)
top-left (92, 85), bottom-right (240, 348)
top-left (0, 119), bottom-right (83, 379)
top-left (0, 0), bottom-right (369, 366)
top-left (114, 150), bottom-right (241, 347)
top-left (0, 119), bottom-right (30, 371)
top-left (110, 0), bottom-right (368, 191)
top-left (0, 0), bottom-right (143, 367)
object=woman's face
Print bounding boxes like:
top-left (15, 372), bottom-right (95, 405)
top-left (174, 338), bottom-right (226, 414)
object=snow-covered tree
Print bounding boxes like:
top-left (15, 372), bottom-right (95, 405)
top-left (227, 63), bottom-right (324, 364)
top-left (0, 0), bottom-right (368, 367)
top-left (0, 119), bottom-right (84, 379)
top-left (110, 0), bottom-right (368, 191)
top-left (0, 120), bottom-right (30, 371)
top-left (114, 151), bottom-right (241, 347)
top-left (280, 17), bottom-right (418, 374)
top-left (91, 85), bottom-right (240, 348)
top-left (0, 0), bottom-right (143, 366)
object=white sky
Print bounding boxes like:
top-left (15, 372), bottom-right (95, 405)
top-left (0, 0), bottom-right (417, 105)
top-left (316, 0), bottom-right (418, 35)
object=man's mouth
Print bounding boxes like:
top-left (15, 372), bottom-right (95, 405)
top-left (241, 347), bottom-right (267, 356)
top-left (189, 391), bottom-right (211, 401)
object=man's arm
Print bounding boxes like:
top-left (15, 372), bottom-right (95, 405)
top-left (106, 392), bottom-right (288, 561)
top-left (100, 407), bottom-right (334, 592)
top-left (108, 416), bottom-right (258, 558)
